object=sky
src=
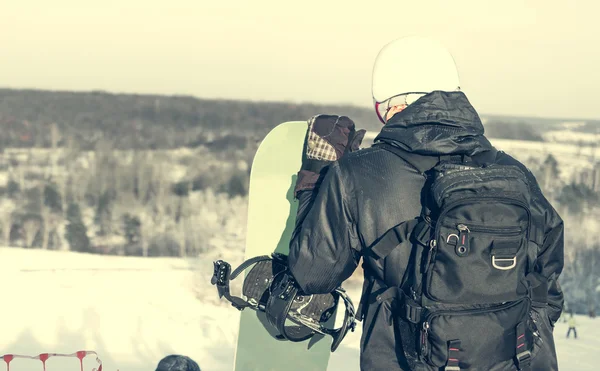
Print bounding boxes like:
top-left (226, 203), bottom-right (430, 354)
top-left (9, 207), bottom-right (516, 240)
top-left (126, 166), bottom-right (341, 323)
top-left (1, 0), bottom-right (599, 120)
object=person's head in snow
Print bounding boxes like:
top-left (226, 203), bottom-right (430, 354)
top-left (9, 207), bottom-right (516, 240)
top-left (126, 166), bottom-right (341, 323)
top-left (287, 35), bottom-right (564, 371)
top-left (155, 355), bottom-right (200, 371)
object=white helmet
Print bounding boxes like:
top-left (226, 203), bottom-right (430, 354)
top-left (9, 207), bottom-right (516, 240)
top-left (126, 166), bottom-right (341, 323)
top-left (372, 35), bottom-right (461, 123)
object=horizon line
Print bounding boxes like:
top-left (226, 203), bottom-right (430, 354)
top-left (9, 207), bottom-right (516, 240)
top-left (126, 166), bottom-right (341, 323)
top-left (1, 85), bottom-right (598, 123)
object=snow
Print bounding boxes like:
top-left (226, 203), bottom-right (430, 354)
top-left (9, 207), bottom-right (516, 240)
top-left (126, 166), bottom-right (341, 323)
top-left (0, 247), bottom-right (597, 370)
top-left (543, 130), bottom-right (600, 145)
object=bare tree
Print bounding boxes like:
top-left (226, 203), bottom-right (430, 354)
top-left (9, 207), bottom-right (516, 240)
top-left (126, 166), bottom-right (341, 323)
top-left (22, 217), bottom-right (42, 248)
top-left (1, 217), bottom-right (12, 247)
top-left (176, 181), bottom-right (194, 257)
top-left (1, 215), bottom-right (13, 248)
top-left (138, 212), bottom-right (150, 257)
top-left (40, 206), bottom-right (60, 250)
top-left (92, 136), bottom-right (117, 198)
top-left (0, 198), bottom-right (16, 247)
top-left (50, 122), bottom-right (61, 177)
top-left (178, 216), bottom-right (187, 258)
top-left (132, 151), bottom-right (155, 203)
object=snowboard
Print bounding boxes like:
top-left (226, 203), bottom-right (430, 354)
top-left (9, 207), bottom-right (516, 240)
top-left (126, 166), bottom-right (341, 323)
top-left (232, 121), bottom-right (338, 371)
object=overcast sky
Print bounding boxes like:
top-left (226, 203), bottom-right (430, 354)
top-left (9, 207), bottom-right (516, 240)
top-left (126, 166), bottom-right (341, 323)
top-left (1, 0), bottom-right (599, 120)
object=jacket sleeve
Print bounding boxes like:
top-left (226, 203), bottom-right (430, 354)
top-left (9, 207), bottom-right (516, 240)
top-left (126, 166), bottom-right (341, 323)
top-left (287, 162), bottom-right (361, 295)
top-left (537, 209), bottom-right (565, 325)
top-left (499, 152), bottom-right (565, 325)
top-left (525, 168), bottom-right (565, 325)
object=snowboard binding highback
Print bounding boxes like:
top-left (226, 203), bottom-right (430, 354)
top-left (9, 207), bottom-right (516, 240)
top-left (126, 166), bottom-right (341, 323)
top-left (210, 253), bottom-right (357, 352)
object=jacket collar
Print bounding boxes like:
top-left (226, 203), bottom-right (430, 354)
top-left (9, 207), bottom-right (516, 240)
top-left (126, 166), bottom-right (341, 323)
top-left (374, 90), bottom-right (493, 156)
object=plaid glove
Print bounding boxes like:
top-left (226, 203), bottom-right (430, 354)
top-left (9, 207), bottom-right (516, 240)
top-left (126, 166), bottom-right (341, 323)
top-left (294, 114), bottom-right (365, 197)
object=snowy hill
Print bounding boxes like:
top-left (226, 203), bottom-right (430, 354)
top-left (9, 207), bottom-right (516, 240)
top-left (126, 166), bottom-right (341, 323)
top-left (0, 248), bottom-right (597, 370)
top-left (363, 132), bottom-right (600, 184)
top-left (0, 247), bottom-right (239, 371)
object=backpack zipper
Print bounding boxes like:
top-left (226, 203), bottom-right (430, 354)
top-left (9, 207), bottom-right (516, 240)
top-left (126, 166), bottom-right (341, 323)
top-left (423, 239), bottom-right (437, 275)
top-left (452, 223), bottom-right (523, 235)
top-left (421, 321), bottom-right (430, 356)
top-left (420, 298), bottom-right (529, 361)
top-left (434, 196), bottom-right (531, 241)
top-left (423, 297), bottom-right (527, 324)
top-left (431, 197), bottom-right (531, 265)
top-left (427, 223), bottom-right (523, 274)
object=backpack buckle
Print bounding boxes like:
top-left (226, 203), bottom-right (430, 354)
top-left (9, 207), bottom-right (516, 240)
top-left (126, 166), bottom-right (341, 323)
top-left (516, 350), bottom-right (532, 370)
top-left (405, 303), bottom-right (422, 323)
top-left (492, 256), bottom-right (517, 270)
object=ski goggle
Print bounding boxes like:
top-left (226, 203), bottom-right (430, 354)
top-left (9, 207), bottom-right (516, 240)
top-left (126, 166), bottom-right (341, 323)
top-left (211, 253), bottom-right (357, 352)
top-left (374, 92), bottom-right (428, 124)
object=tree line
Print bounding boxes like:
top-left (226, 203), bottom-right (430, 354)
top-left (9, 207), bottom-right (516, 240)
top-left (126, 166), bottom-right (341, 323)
top-left (0, 88), bottom-right (382, 151)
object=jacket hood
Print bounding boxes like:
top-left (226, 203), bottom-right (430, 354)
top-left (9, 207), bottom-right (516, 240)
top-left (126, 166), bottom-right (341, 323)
top-left (373, 90), bottom-right (493, 156)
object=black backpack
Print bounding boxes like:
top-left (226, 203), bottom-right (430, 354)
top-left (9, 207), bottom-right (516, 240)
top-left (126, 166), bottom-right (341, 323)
top-left (360, 143), bottom-right (547, 371)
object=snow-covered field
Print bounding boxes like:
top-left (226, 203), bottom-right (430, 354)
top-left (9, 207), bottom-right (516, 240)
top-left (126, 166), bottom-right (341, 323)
top-left (1, 132), bottom-right (598, 370)
top-left (0, 247), bottom-right (597, 370)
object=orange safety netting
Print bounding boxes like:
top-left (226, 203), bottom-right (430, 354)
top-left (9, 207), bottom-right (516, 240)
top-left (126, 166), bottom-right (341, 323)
top-left (0, 350), bottom-right (102, 371)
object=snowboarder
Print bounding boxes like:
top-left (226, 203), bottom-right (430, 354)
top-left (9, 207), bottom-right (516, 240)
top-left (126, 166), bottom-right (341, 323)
top-left (287, 36), bottom-right (564, 370)
top-left (566, 312), bottom-right (578, 338)
top-left (155, 355), bottom-right (201, 371)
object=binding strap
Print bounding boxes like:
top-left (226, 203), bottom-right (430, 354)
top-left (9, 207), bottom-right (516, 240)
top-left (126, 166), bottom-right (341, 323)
top-left (330, 288), bottom-right (358, 351)
top-left (211, 255), bottom-right (272, 310)
top-left (265, 272), bottom-right (316, 342)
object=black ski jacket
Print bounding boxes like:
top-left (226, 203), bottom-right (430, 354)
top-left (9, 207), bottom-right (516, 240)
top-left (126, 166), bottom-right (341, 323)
top-left (288, 91), bottom-right (564, 370)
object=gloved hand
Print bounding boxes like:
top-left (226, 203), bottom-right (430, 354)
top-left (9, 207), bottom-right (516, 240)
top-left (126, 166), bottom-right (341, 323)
top-left (294, 114), bottom-right (366, 197)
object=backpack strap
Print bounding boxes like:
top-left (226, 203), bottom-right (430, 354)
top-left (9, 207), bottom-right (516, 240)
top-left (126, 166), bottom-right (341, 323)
top-left (355, 273), bottom-right (375, 321)
top-left (357, 283), bottom-right (424, 324)
top-left (515, 321), bottom-right (533, 371)
top-left (356, 218), bottom-right (431, 321)
top-left (525, 271), bottom-right (549, 308)
top-left (469, 147), bottom-right (499, 166)
top-left (445, 340), bottom-right (462, 371)
top-left (363, 218), bottom-right (431, 260)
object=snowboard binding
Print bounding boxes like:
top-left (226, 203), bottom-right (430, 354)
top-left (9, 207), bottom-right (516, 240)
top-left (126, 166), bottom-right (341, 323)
top-left (211, 253), bottom-right (357, 352)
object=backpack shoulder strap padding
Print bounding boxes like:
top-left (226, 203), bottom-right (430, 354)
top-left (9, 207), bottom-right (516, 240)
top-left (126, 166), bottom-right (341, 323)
top-left (470, 147), bottom-right (499, 166)
top-left (364, 218), bottom-right (431, 260)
